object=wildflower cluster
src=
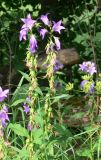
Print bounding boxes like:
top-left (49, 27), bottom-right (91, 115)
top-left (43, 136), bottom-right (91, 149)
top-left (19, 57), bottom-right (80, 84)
top-left (79, 61), bottom-right (101, 94)
top-left (0, 106), bottom-right (9, 128)
top-left (0, 87), bottom-right (9, 128)
top-left (79, 61), bottom-right (97, 94)
top-left (20, 13), bottom-right (65, 54)
top-left (65, 62), bottom-right (96, 94)
top-left (79, 61), bottom-right (96, 75)
top-left (19, 13), bottom-right (65, 156)
top-left (0, 86), bottom-right (9, 158)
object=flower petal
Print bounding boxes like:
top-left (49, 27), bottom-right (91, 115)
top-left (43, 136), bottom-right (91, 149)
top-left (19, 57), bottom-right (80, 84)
top-left (54, 36), bottom-right (61, 50)
top-left (40, 14), bottom-right (49, 25)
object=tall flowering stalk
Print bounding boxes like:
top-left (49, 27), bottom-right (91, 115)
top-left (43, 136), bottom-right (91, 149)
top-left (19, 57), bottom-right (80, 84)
top-left (43, 42), bottom-right (57, 134)
top-left (25, 50), bottom-right (39, 159)
top-left (20, 14), bottom-right (40, 158)
top-left (20, 13), bottom-right (65, 154)
top-left (39, 14), bottom-right (65, 134)
top-left (0, 87), bottom-right (9, 158)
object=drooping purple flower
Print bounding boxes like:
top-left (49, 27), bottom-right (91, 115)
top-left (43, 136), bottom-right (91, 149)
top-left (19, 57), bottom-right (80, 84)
top-left (52, 20), bottom-right (65, 34)
top-left (29, 34), bottom-right (38, 53)
top-left (0, 87), bottom-right (9, 102)
top-left (23, 104), bottom-right (30, 114)
top-left (21, 14), bottom-right (36, 30)
top-left (79, 61), bottom-right (97, 75)
top-left (0, 106), bottom-right (9, 127)
top-left (89, 82), bottom-right (94, 93)
top-left (19, 28), bottom-right (28, 41)
top-left (80, 80), bottom-right (88, 88)
top-left (39, 28), bottom-right (48, 39)
top-left (80, 80), bottom-right (94, 94)
top-left (54, 36), bottom-right (61, 50)
top-left (40, 14), bottom-right (49, 25)
top-left (54, 60), bottom-right (63, 72)
top-left (87, 82), bottom-right (94, 94)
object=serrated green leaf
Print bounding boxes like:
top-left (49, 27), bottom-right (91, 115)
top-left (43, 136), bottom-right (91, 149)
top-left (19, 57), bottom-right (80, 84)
top-left (8, 123), bottom-right (29, 137)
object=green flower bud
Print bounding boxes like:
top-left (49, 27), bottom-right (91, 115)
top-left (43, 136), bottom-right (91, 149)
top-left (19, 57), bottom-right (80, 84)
top-left (66, 82), bottom-right (74, 91)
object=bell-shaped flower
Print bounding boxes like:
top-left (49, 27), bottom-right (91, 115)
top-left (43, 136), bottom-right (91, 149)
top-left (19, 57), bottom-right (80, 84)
top-left (90, 82), bottom-right (94, 93)
top-left (21, 14), bottom-right (36, 30)
top-left (0, 87), bottom-right (9, 102)
top-left (0, 106), bottom-right (9, 127)
top-left (19, 28), bottom-right (28, 41)
top-left (80, 80), bottom-right (88, 88)
top-left (52, 20), bottom-right (65, 34)
top-left (54, 36), bottom-right (61, 50)
top-left (54, 60), bottom-right (63, 72)
top-left (23, 105), bottom-right (30, 114)
top-left (23, 103), bottom-right (30, 114)
top-left (39, 28), bottom-right (48, 39)
top-left (29, 34), bottom-right (38, 53)
top-left (40, 14), bottom-right (49, 25)
top-left (80, 80), bottom-right (94, 94)
top-left (79, 61), bottom-right (97, 75)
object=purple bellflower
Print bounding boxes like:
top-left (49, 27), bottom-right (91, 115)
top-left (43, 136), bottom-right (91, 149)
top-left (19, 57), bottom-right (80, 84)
top-left (29, 34), bottom-right (38, 53)
top-left (19, 28), bottom-right (28, 41)
top-left (0, 106), bottom-right (9, 127)
top-left (52, 20), bottom-right (65, 34)
top-left (79, 61), bottom-right (97, 75)
top-left (21, 14), bottom-right (36, 30)
top-left (40, 14), bottom-right (49, 25)
top-left (39, 28), bottom-right (48, 39)
top-left (80, 80), bottom-right (88, 88)
top-left (23, 97), bottom-right (30, 114)
top-left (0, 87), bottom-right (9, 102)
top-left (54, 36), bottom-right (61, 50)
top-left (90, 82), bottom-right (94, 93)
top-left (23, 104), bottom-right (30, 114)
top-left (79, 62), bottom-right (86, 71)
top-left (54, 60), bottom-right (63, 72)
top-left (20, 14), bottom-right (36, 41)
top-left (80, 80), bottom-right (94, 94)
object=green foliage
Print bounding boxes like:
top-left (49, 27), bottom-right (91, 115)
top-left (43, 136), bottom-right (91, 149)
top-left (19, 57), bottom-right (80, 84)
top-left (0, 0), bottom-right (101, 159)
top-left (8, 123), bottom-right (29, 137)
